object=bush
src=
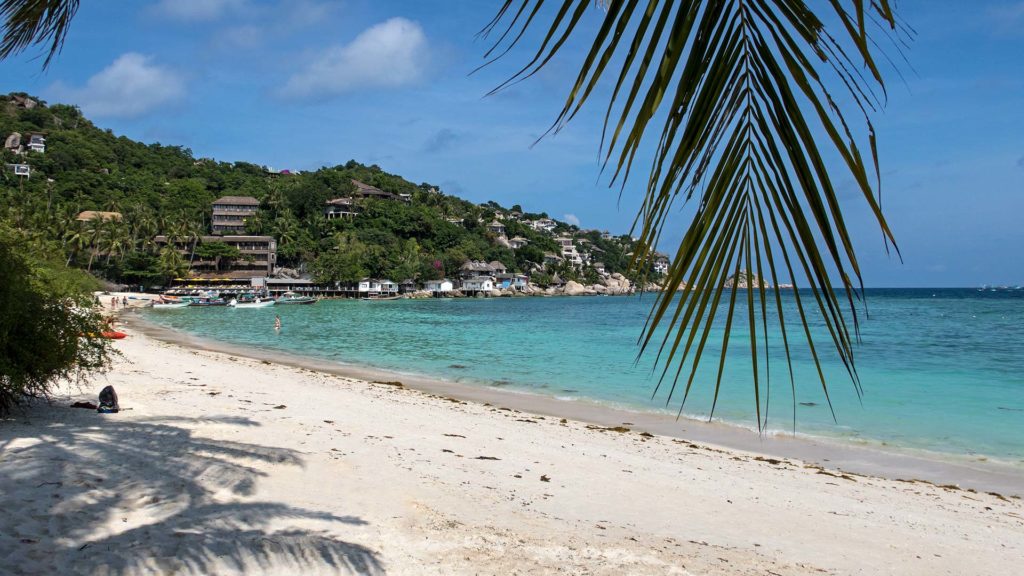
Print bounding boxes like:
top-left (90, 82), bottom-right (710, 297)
top-left (0, 226), bottom-right (112, 413)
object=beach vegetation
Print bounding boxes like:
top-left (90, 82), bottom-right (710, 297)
top-left (0, 223), bottom-right (111, 414)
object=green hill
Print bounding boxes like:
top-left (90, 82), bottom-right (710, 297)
top-left (1, 92), bottom-right (648, 288)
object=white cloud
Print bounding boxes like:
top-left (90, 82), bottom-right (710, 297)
top-left (563, 214), bottom-right (581, 226)
top-left (154, 0), bottom-right (247, 21)
top-left (48, 53), bottom-right (185, 118)
top-left (280, 17), bottom-right (429, 98)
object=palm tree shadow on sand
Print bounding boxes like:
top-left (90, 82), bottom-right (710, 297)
top-left (0, 408), bottom-right (384, 575)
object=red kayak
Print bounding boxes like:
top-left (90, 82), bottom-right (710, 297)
top-left (100, 331), bottom-right (127, 339)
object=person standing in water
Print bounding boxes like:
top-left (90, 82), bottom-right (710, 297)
top-left (274, 315), bottom-right (282, 331)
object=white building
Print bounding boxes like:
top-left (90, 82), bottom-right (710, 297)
top-left (27, 133), bottom-right (45, 154)
top-left (529, 218), bottom-right (557, 233)
top-left (324, 197), bottom-right (358, 220)
top-left (487, 220), bottom-right (506, 236)
top-left (654, 254), bottom-right (670, 275)
top-left (7, 163), bottom-right (30, 177)
top-left (425, 279), bottom-right (454, 294)
top-left (461, 276), bottom-right (494, 293)
top-left (509, 236), bottom-right (529, 250)
top-left (357, 278), bottom-right (398, 296)
top-left (555, 236), bottom-right (583, 268)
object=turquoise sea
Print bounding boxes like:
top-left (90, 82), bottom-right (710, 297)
top-left (142, 289), bottom-right (1024, 464)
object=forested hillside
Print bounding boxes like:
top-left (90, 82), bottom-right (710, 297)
top-left (1, 93), bottom-right (648, 288)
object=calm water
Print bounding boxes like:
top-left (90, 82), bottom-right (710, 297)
top-left (143, 289), bottom-right (1024, 463)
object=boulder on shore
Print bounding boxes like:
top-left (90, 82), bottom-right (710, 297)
top-left (563, 281), bottom-right (587, 296)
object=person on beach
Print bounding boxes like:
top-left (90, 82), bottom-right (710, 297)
top-left (274, 315), bottom-right (282, 331)
top-left (122, 296), bottom-right (128, 308)
top-left (110, 296), bottom-right (117, 310)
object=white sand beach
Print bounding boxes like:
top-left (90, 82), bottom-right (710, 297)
top-left (1, 303), bottom-right (1022, 575)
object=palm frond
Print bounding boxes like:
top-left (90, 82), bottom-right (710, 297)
top-left (484, 0), bottom-right (907, 429)
top-left (0, 0), bottom-right (79, 68)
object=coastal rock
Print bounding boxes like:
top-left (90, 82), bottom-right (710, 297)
top-left (489, 289), bottom-right (503, 298)
top-left (563, 281), bottom-right (587, 296)
top-left (592, 284), bottom-right (609, 295)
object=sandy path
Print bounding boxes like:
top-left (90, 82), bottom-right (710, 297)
top-left (1, 324), bottom-right (1021, 575)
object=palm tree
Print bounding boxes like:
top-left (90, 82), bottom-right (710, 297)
top-left (83, 214), bottom-right (106, 272)
top-left (0, 1), bottom-right (906, 425)
top-left (157, 245), bottom-right (187, 284)
top-left (63, 221), bottom-right (89, 267)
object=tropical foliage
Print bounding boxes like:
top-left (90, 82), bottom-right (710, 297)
top-left (482, 0), bottom-right (905, 427)
top-left (1, 96), bottom-right (635, 288)
top-left (0, 222), bottom-right (111, 413)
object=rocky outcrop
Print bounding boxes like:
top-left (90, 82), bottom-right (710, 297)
top-left (601, 273), bottom-right (633, 295)
top-left (724, 270), bottom-right (768, 289)
top-left (563, 281), bottom-right (587, 296)
top-left (274, 267), bottom-right (301, 279)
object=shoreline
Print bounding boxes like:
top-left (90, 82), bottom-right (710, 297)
top-left (125, 311), bottom-right (1024, 497)
top-left (4, 308), bottom-right (1022, 574)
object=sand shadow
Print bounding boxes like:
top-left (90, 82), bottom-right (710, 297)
top-left (0, 406), bottom-right (383, 575)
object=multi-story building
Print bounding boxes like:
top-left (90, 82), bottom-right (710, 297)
top-left (27, 133), bottom-right (45, 153)
top-left (324, 197), bottom-right (359, 220)
top-left (654, 253), bottom-right (670, 275)
top-left (155, 234), bottom-right (277, 278)
top-left (211, 196), bottom-right (260, 235)
top-left (554, 236), bottom-right (583, 267)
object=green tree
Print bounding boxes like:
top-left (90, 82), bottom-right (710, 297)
top-left (157, 245), bottom-right (187, 283)
top-left (193, 241), bottom-right (241, 272)
top-left (312, 232), bottom-right (369, 284)
top-left (0, 224), bottom-right (111, 413)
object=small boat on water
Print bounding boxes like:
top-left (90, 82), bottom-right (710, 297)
top-left (228, 298), bottom-right (275, 308)
top-left (152, 301), bottom-right (190, 309)
top-left (277, 291), bottom-right (317, 305)
top-left (189, 298), bottom-right (227, 307)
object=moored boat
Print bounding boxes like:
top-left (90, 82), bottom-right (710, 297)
top-left (277, 291), bottom-right (317, 305)
top-left (228, 298), bottom-right (275, 308)
top-left (152, 301), bottom-right (190, 309)
top-left (189, 298), bottom-right (227, 307)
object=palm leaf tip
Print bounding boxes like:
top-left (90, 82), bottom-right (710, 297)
top-left (0, 0), bottom-right (80, 68)
top-left (489, 0), bottom-right (902, 429)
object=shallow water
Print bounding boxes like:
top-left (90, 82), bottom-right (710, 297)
top-left (143, 288), bottom-right (1024, 462)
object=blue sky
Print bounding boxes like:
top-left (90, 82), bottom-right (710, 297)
top-left (1, 0), bottom-right (1022, 287)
